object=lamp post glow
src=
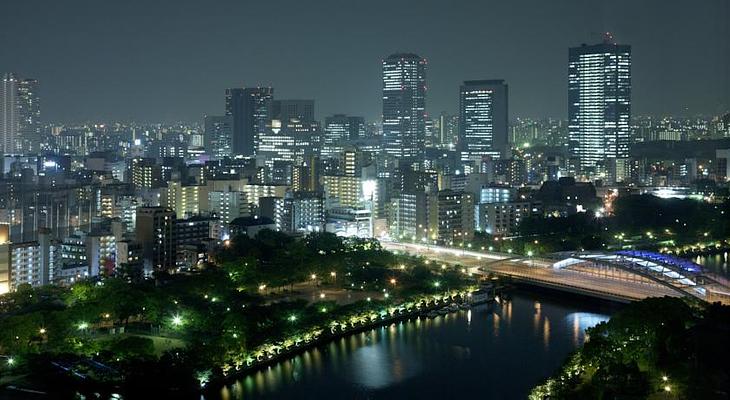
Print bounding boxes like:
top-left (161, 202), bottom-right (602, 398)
top-left (172, 314), bottom-right (184, 327)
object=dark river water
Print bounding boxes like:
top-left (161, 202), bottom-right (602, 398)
top-left (694, 252), bottom-right (729, 278)
top-left (212, 290), bottom-right (617, 400)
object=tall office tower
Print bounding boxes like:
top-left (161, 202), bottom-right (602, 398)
top-left (225, 87), bottom-right (273, 157)
top-left (382, 53), bottom-right (427, 164)
top-left (135, 207), bottom-right (176, 273)
top-left (259, 100), bottom-right (321, 168)
top-left (204, 115), bottom-right (233, 159)
top-left (322, 114), bottom-right (365, 159)
top-left (568, 34), bottom-right (631, 182)
top-left (459, 80), bottom-right (509, 165)
top-left (437, 113), bottom-right (459, 148)
top-left (1, 73), bottom-right (40, 154)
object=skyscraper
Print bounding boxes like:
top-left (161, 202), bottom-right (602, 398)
top-left (459, 80), bottom-right (509, 165)
top-left (322, 114), bottom-right (365, 159)
top-left (225, 87), bottom-right (273, 157)
top-left (258, 100), bottom-right (321, 169)
top-left (1, 73), bottom-right (40, 154)
top-left (382, 53), bottom-right (427, 164)
top-left (568, 35), bottom-right (631, 181)
top-left (437, 113), bottom-right (459, 148)
top-left (204, 115), bottom-right (233, 159)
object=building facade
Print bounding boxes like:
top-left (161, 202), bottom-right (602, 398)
top-left (1, 73), bottom-right (40, 154)
top-left (225, 87), bottom-right (273, 157)
top-left (382, 53), bottom-right (427, 163)
top-left (204, 115), bottom-right (233, 159)
top-left (459, 80), bottom-right (508, 164)
top-left (568, 36), bottom-right (631, 182)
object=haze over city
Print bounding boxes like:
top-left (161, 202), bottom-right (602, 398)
top-left (1, 1), bottom-right (729, 399)
top-left (2, 0), bottom-right (728, 122)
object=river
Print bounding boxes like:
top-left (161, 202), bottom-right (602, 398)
top-left (694, 251), bottom-right (729, 278)
top-left (208, 253), bottom-right (728, 400)
top-left (212, 290), bottom-right (617, 400)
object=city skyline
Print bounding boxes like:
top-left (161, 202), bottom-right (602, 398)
top-left (1, 0), bottom-right (728, 123)
top-left (1, 2), bottom-right (730, 398)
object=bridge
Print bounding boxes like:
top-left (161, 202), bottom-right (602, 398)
top-left (382, 242), bottom-right (730, 304)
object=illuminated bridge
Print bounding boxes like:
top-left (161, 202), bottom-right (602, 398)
top-left (382, 242), bottom-right (730, 304)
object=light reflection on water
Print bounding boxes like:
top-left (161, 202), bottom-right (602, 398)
top-left (695, 252), bottom-right (729, 277)
top-left (212, 292), bottom-right (613, 400)
top-left (567, 312), bottom-right (611, 346)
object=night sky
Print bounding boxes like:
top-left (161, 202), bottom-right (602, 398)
top-left (2, 0), bottom-right (728, 123)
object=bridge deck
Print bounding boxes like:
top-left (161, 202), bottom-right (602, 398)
top-left (384, 242), bottom-right (681, 302)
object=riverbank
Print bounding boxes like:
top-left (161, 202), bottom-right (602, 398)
top-left (206, 285), bottom-right (479, 391)
top-left (529, 296), bottom-right (730, 399)
top-left (206, 288), bottom-right (616, 400)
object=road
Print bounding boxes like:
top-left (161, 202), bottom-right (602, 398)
top-left (383, 242), bottom-right (680, 302)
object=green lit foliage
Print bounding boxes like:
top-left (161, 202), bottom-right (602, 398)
top-left (530, 297), bottom-right (730, 399)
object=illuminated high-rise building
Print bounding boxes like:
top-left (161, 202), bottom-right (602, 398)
top-left (258, 100), bottom-right (321, 170)
top-left (382, 53), bottom-right (426, 164)
top-left (1, 73), bottom-right (40, 154)
top-left (204, 115), bottom-right (233, 159)
top-left (459, 80), bottom-right (508, 164)
top-left (568, 35), bottom-right (631, 181)
top-left (225, 87), bottom-right (273, 157)
top-left (322, 114), bottom-right (365, 159)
